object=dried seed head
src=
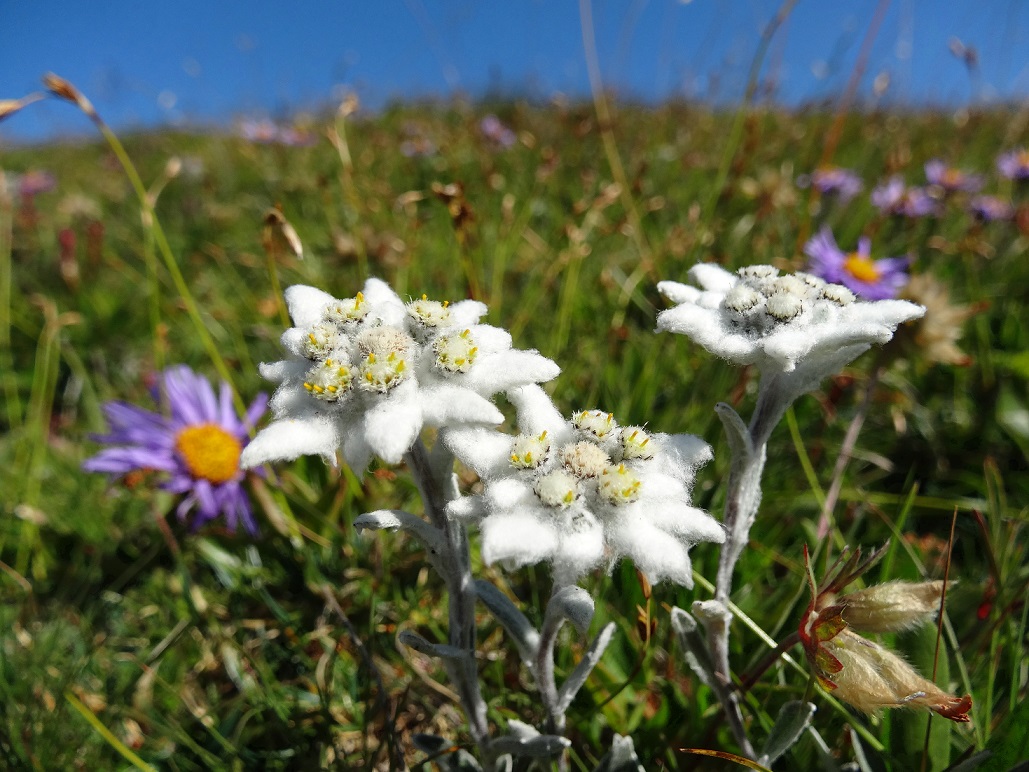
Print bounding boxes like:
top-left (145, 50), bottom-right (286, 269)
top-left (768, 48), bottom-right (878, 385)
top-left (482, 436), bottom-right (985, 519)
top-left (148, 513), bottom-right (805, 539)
top-left (560, 441), bottom-right (611, 478)
top-left (837, 580), bottom-right (945, 633)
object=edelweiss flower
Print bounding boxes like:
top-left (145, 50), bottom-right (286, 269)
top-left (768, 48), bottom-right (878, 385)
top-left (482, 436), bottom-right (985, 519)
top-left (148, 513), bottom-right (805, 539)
top-left (83, 366), bottom-right (268, 534)
top-left (656, 262), bottom-right (924, 381)
top-left (804, 226), bottom-right (909, 300)
top-left (444, 385), bottom-right (724, 586)
top-left (241, 279), bottom-right (559, 472)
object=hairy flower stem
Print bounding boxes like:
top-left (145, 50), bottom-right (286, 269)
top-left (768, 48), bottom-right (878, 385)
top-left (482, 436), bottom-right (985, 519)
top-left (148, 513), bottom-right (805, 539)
top-left (706, 377), bottom-right (793, 758)
top-left (406, 440), bottom-right (493, 767)
top-left (536, 607), bottom-right (570, 771)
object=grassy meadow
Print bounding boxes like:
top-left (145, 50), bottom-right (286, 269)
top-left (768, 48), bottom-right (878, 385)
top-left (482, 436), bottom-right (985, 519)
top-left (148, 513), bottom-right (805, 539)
top-left (1, 96), bottom-right (1027, 770)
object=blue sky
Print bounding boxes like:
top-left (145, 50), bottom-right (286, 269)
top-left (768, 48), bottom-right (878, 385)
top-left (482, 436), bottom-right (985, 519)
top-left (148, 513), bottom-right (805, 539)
top-left (2, 1), bottom-right (1028, 142)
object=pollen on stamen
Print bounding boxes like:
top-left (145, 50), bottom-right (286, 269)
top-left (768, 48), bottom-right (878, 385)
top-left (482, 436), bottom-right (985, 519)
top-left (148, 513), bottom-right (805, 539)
top-left (599, 463), bottom-right (642, 505)
top-left (302, 321), bottom-right (345, 360)
top-left (618, 426), bottom-right (655, 461)
top-left (305, 357), bottom-right (355, 402)
top-left (323, 291), bottom-right (368, 325)
top-left (434, 328), bottom-right (479, 373)
top-left (406, 295), bottom-right (452, 328)
top-left (560, 441), bottom-right (611, 478)
top-left (534, 470), bottom-right (579, 508)
top-left (359, 350), bottom-right (408, 393)
top-left (510, 431), bottom-right (551, 469)
top-left (573, 409), bottom-right (618, 439)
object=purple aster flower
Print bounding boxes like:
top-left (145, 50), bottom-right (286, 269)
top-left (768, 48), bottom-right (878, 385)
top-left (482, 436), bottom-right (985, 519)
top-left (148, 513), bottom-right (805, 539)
top-left (84, 366), bottom-right (268, 534)
top-left (805, 166), bottom-right (864, 202)
top-left (479, 114), bottom-right (517, 148)
top-left (17, 169), bottom-right (57, 198)
top-left (968, 194), bottom-right (1014, 222)
top-left (924, 159), bottom-right (983, 193)
top-left (804, 226), bottom-right (909, 300)
top-left (239, 118), bottom-right (281, 144)
top-left (997, 148), bottom-right (1029, 180)
top-left (871, 177), bottom-right (939, 218)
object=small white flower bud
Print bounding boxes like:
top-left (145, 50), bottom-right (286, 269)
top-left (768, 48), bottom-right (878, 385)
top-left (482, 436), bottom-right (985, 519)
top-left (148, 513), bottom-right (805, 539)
top-left (739, 265), bottom-right (779, 281)
top-left (302, 321), bottom-right (345, 360)
top-left (359, 350), bottom-right (408, 392)
top-left (509, 431), bottom-right (551, 469)
top-left (323, 292), bottom-right (368, 325)
top-left (766, 292), bottom-right (804, 321)
top-left (618, 426), bottom-right (655, 461)
top-left (304, 357), bottom-right (355, 402)
top-left (356, 326), bottom-right (412, 357)
top-left (573, 409), bottom-right (618, 439)
top-left (406, 294), bottom-right (451, 328)
top-left (598, 463), bottom-right (642, 505)
top-left (560, 441), bottom-right (611, 478)
top-left (769, 275), bottom-right (809, 298)
top-left (434, 329), bottom-right (479, 373)
top-left (821, 283), bottom-right (856, 306)
top-left (723, 284), bottom-right (763, 313)
top-left (534, 470), bottom-right (579, 508)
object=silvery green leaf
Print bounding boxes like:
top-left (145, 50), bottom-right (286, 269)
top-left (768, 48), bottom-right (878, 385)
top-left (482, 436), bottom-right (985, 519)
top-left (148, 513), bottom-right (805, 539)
top-left (474, 580), bottom-right (540, 663)
top-left (758, 701), bottom-right (816, 767)
top-left (806, 726), bottom-right (842, 772)
top-left (544, 585), bottom-right (595, 636)
top-left (493, 754), bottom-right (513, 772)
top-left (692, 599), bottom-right (732, 635)
top-left (593, 734), bottom-right (645, 772)
top-left (714, 402), bottom-right (754, 461)
top-left (398, 630), bottom-right (470, 662)
top-left (353, 509), bottom-right (452, 577)
top-left (670, 606), bottom-right (715, 688)
top-left (556, 622), bottom-right (616, 713)
top-left (491, 730), bottom-right (570, 758)
top-left (848, 726), bottom-right (874, 772)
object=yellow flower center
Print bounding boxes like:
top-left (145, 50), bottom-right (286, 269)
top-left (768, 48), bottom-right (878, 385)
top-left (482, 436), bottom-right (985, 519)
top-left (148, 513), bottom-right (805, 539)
top-left (175, 424), bottom-right (242, 484)
top-left (843, 253), bottom-right (881, 283)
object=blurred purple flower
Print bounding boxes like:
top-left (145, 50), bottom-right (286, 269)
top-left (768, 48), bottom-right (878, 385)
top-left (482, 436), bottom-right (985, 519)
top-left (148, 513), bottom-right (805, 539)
top-left (967, 194), bottom-right (1014, 222)
top-left (871, 177), bottom-right (939, 217)
top-left (239, 118), bottom-right (280, 144)
top-left (997, 148), bottom-right (1029, 180)
top-left (804, 166), bottom-right (863, 202)
top-left (924, 159), bottom-right (983, 193)
top-left (479, 114), bottom-right (516, 148)
top-left (84, 366), bottom-right (268, 534)
top-left (17, 169), bottom-right (57, 198)
top-left (804, 226), bottom-right (909, 300)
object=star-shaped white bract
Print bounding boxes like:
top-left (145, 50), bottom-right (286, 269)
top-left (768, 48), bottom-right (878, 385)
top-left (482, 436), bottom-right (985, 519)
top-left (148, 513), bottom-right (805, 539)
top-left (444, 385), bottom-right (724, 587)
top-left (241, 279), bottom-right (560, 472)
top-left (656, 263), bottom-right (924, 388)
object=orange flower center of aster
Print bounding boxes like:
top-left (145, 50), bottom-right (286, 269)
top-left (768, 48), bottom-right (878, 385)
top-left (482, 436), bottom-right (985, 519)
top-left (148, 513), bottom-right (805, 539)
top-left (942, 169), bottom-right (962, 187)
top-left (843, 253), bottom-right (881, 283)
top-left (175, 424), bottom-right (242, 484)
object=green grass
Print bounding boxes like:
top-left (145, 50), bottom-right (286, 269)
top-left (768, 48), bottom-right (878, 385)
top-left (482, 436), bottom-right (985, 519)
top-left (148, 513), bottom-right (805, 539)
top-left (1, 97), bottom-right (1027, 770)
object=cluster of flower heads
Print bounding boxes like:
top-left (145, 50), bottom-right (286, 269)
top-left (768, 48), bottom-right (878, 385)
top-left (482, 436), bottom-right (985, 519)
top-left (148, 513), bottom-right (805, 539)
top-left (238, 118), bottom-right (316, 147)
top-left (83, 366), bottom-right (267, 534)
top-left (445, 385), bottom-right (723, 587)
top-left (656, 263), bottom-right (924, 376)
top-left (240, 279), bottom-right (559, 472)
top-left (807, 152), bottom-right (1025, 226)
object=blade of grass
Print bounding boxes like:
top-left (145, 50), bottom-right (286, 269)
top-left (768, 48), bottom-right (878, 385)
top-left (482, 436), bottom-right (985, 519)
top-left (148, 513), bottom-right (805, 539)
top-left (64, 691), bottom-right (157, 772)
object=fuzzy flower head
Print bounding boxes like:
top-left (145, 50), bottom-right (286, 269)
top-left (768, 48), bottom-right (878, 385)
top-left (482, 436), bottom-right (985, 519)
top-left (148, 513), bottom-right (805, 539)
top-left (871, 177), bottom-right (939, 218)
top-left (444, 385), bottom-right (724, 587)
top-left (656, 262), bottom-right (924, 383)
top-left (804, 166), bottom-right (864, 202)
top-left (241, 279), bottom-right (559, 473)
top-left (799, 545), bottom-right (971, 723)
top-left (804, 226), bottom-right (909, 300)
top-left (996, 147), bottom-right (1029, 180)
top-left (83, 366), bottom-right (268, 534)
top-left (924, 159), bottom-right (984, 194)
